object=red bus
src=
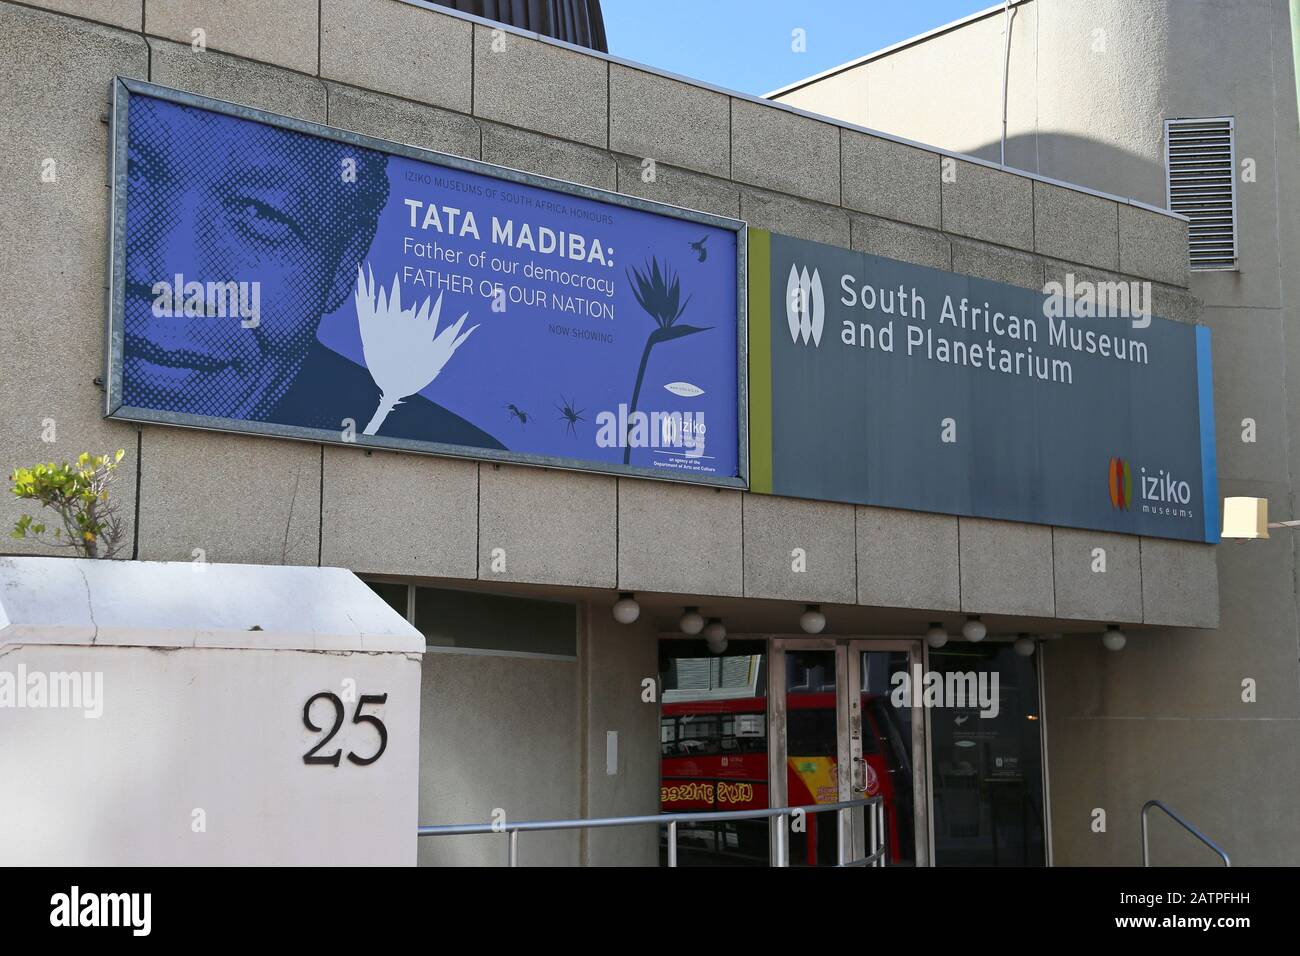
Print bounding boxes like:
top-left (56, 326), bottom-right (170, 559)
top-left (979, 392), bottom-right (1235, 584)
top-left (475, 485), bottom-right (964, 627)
top-left (660, 691), bottom-right (914, 866)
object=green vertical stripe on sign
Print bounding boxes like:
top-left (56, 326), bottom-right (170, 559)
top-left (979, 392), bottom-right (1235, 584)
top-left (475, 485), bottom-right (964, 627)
top-left (748, 228), bottom-right (773, 493)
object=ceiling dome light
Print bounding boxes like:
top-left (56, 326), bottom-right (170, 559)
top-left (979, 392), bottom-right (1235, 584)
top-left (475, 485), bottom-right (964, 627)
top-left (1013, 634), bottom-right (1036, 657)
top-left (612, 592), bottom-right (640, 625)
top-left (1102, 625), bottom-right (1126, 652)
top-left (678, 606), bottom-right (704, 635)
top-left (799, 604), bottom-right (826, 634)
top-left (961, 615), bottom-right (987, 642)
top-left (925, 622), bottom-right (948, 648)
top-left (703, 618), bottom-right (727, 654)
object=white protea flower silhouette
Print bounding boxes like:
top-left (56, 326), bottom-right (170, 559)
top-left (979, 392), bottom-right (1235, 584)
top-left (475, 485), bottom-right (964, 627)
top-left (354, 264), bottom-right (479, 435)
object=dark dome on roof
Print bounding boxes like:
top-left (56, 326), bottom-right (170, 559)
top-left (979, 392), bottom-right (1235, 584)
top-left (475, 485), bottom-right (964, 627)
top-left (432, 0), bottom-right (608, 53)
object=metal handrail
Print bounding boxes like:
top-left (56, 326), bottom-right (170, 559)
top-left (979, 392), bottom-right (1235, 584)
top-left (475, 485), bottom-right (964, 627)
top-left (418, 796), bottom-right (887, 867)
top-left (1141, 799), bottom-right (1230, 867)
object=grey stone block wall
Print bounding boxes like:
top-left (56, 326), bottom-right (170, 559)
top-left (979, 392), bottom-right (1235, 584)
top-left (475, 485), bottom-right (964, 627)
top-left (609, 63), bottom-right (730, 179)
top-left (613, 157), bottom-right (741, 219)
top-left (24, 0), bottom-right (140, 30)
top-left (472, 22), bottom-right (607, 147)
top-left (1033, 181), bottom-right (1120, 272)
top-left (321, 447), bottom-right (477, 578)
top-left (137, 428), bottom-right (321, 565)
top-left (148, 38), bottom-right (327, 119)
top-left (840, 129), bottom-right (941, 228)
top-left (941, 160), bottom-right (1035, 251)
top-left (481, 122), bottom-right (616, 190)
top-left (1140, 537), bottom-right (1220, 628)
top-left (1118, 202), bottom-right (1190, 287)
top-left (730, 98), bottom-right (840, 205)
top-left (325, 81), bottom-right (481, 158)
top-left (322, 0), bottom-right (472, 112)
top-left (146, 0), bottom-right (319, 75)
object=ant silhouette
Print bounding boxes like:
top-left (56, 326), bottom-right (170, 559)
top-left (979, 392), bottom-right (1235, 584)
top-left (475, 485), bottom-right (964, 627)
top-left (505, 403), bottom-right (529, 426)
top-left (689, 235), bottom-right (709, 262)
top-left (556, 395), bottom-right (586, 436)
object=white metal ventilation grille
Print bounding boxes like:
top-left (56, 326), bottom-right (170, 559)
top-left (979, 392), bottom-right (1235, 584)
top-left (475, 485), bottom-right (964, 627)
top-left (1165, 117), bottom-right (1238, 270)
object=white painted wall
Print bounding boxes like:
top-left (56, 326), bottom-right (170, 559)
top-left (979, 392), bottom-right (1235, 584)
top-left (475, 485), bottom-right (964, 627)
top-left (0, 558), bottom-right (424, 865)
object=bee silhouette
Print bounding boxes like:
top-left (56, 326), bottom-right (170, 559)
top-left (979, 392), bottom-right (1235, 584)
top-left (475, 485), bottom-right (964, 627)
top-left (505, 403), bottom-right (529, 426)
top-left (689, 235), bottom-right (709, 262)
top-left (557, 395), bottom-right (586, 436)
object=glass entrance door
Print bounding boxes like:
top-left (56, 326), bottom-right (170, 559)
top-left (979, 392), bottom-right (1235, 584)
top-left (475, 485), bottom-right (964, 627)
top-left (770, 638), bottom-right (928, 866)
top-left (848, 641), bottom-right (926, 866)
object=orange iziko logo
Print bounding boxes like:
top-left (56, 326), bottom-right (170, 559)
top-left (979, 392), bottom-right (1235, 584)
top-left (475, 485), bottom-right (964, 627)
top-left (1108, 457), bottom-right (1133, 510)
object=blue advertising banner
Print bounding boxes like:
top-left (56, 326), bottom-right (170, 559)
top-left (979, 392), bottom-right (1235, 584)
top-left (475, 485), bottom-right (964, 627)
top-left (748, 230), bottom-right (1219, 543)
top-left (105, 81), bottom-right (746, 487)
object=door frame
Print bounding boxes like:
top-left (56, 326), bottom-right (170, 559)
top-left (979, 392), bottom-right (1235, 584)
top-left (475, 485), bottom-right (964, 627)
top-left (766, 635), bottom-right (931, 866)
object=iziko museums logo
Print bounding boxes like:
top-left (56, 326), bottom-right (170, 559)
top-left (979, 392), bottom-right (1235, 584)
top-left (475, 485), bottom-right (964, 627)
top-left (1109, 455), bottom-right (1195, 520)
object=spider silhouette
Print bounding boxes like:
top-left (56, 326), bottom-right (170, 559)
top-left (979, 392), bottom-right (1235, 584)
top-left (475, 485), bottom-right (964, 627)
top-left (505, 403), bottom-right (529, 426)
top-left (556, 395), bottom-right (586, 436)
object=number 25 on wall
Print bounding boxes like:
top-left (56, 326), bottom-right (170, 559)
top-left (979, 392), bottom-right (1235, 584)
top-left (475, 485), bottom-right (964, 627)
top-left (302, 692), bottom-right (389, 766)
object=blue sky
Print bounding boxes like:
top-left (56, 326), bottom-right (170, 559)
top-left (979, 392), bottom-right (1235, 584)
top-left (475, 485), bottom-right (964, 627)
top-left (601, 0), bottom-right (996, 96)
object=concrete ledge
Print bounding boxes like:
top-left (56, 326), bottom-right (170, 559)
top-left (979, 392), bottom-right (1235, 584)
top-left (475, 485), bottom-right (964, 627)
top-left (1141, 537), bottom-right (1220, 628)
top-left (618, 480), bottom-right (742, 596)
top-left (320, 446), bottom-right (477, 579)
top-left (742, 495), bottom-right (856, 604)
top-left (0, 556), bottom-right (423, 652)
top-left (951, 239), bottom-right (1044, 290)
top-left (481, 122), bottom-right (616, 190)
top-left (850, 214), bottom-right (951, 270)
top-left (1119, 203), bottom-right (1189, 287)
top-left (1052, 527), bottom-right (1142, 623)
top-left (478, 464), bottom-right (616, 589)
top-left (856, 507), bottom-right (959, 611)
top-left (614, 157), bottom-right (741, 219)
top-left (739, 187), bottom-right (849, 247)
top-left (959, 517), bottom-right (1054, 617)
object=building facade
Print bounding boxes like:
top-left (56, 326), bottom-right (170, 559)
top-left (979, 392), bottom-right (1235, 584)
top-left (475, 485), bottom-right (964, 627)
top-left (0, 0), bottom-right (1232, 866)
top-left (774, 0), bottom-right (1300, 866)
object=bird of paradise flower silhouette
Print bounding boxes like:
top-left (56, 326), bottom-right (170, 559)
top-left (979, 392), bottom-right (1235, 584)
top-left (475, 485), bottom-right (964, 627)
top-left (623, 257), bottom-right (710, 464)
